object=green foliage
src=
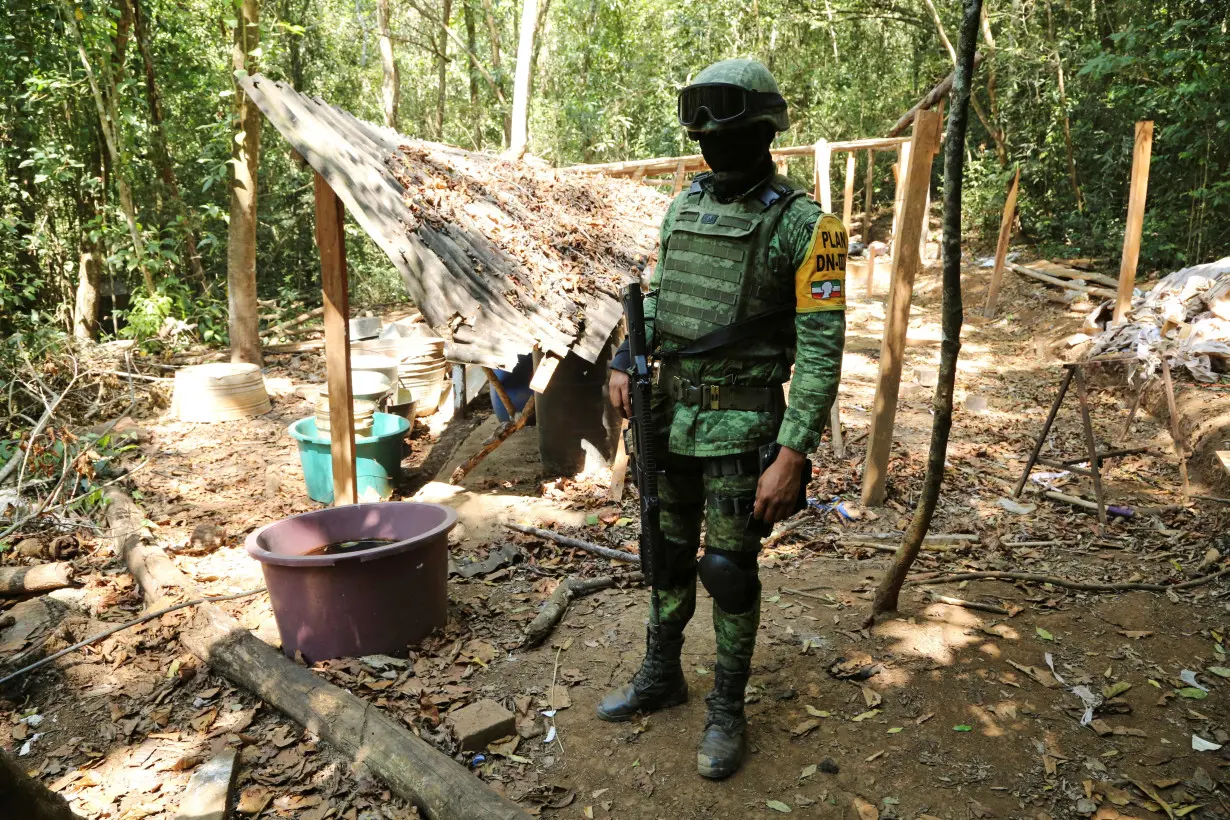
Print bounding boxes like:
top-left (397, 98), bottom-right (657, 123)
top-left (0, 0), bottom-right (1226, 344)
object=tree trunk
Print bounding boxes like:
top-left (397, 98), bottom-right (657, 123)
top-left (482, 0), bottom-right (510, 146)
top-left (922, 0), bottom-right (1005, 166)
top-left (463, 0), bottom-right (481, 148)
top-left (62, 0), bottom-right (154, 296)
top-left (0, 747), bottom-right (82, 820)
top-left (434, 0), bottom-right (453, 139)
top-left (1046, 0), bottom-right (1083, 211)
top-left (507, 0), bottom-right (537, 158)
top-left (377, 0), bottom-right (400, 129)
top-left (73, 235), bottom-right (102, 339)
top-left (867, 0), bottom-right (981, 625)
top-left (129, 0), bottom-right (207, 282)
top-left (228, 0), bottom-right (263, 365)
top-left (527, 0), bottom-right (550, 102)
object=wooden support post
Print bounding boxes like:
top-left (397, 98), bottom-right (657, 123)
top-left (314, 173), bottom-right (357, 506)
top-left (483, 366), bottom-right (517, 418)
top-left (670, 159), bottom-right (687, 196)
top-left (863, 149), bottom-right (876, 238)
top-left (841, 151), bottom-right (856, 230)
top-left (865, 244), bottom-right (877, 298)
top-left (982, 166), bottom-right (1022, 318)
top-left (451, 363), bottom-right (468, 420)
top-left (1114, 121), bottom-right (1153, 324)
top-left (1073, 368), bottom-right (1108, 529)
top-left (888, 141), bottom-right (911, 253)
top-left (860, 110), bottom-right (943, 506)
top-left (776, 158), bottom-right (789, 176)
top-left (829, 401), bottom-right (845, 458)
top-left (1160, 359), bottom-right (1190, 500)
top-left (814, 139), bottom-right (832, 212)
top-left (1012, 368), bottom-right (1075, 498)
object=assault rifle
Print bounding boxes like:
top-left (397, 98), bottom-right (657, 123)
top-left (620, 283), bottom-right (669, 610)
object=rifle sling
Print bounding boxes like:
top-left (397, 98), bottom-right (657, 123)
top-left (660, 304), bottom-right (794, 359)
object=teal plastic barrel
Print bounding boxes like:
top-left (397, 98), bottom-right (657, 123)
top-left (289, 412), bottom-right (411, 504)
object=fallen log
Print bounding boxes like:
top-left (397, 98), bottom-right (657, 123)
top-left (504, 522), bottom-right (639, 564)
top-left (0, 746), bottom-right (82, 820)
top-left (0, 563), bottom-right (73, 597)
top-left (522, 574), bottom-right (640, 648)
top-left (260, 305), bottom-right (325, 339)
top-left (104, 488), bottom-right (532, 820)
top-left (1005, 261), bottom-right (1117, 299)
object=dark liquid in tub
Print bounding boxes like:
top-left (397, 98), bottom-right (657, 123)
top-left (306, 538), bottom-right (397, 556)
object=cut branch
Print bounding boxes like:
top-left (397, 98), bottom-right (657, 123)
top-left (504, 522), bottom-right (639, 564)
top-left (522, 574), bottom-right (640, 648)
top-left (912, 566), bottom-right (1230, 593)
top-left (0, 563), bottom-right (74, 597)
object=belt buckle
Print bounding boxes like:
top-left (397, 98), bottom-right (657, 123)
top-left (709, 385), bottom-right (721, 411)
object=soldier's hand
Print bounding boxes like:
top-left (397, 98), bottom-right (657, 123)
top-left (608, 370), bottom-right (633, 419)
top-left (754, 446), bottom-right (805, 525)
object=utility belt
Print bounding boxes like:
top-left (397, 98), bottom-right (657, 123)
top-left (704, 442), bottom-right (811, 538)
top-left (662, 374), bottom-right (784, 414)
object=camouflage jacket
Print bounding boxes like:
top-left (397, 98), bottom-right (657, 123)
top-left (638, 175), bottom-right (847, 458)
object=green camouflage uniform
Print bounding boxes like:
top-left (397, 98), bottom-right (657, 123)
top-left (645, 173), bottom-right (847, 676)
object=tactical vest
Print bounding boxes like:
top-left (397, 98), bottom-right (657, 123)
top-left (654, 174), bottom-right (804, 346)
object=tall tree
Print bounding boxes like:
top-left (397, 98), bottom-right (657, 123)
top-left (482, 0), bottom-right (510, 146)
top-left (463, 0), bottom-right (481, 148)
top-left (434, 0), bottom-right (453, 139)
top-left (507, 0), bottom-right (537, 157)
top-left (128, 0), bottom-right (207, 282)
top-left (377, 0), bottom-right (400, 129)
top-left (62, 0), bottom-right (154, 295)
top-left (228, 0), bottom-right (263, 365)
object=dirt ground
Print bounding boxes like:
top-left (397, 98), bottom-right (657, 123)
top-left (3, 247), bottom-right (1229, 820)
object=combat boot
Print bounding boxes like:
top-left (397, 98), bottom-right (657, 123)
top-left (696, 664), bottom-right (749, 779)
top-left (596, 625), bottom-right (687, 721)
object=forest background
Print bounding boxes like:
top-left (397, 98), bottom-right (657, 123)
top-left (0, 0), bottom-right (1226, 347)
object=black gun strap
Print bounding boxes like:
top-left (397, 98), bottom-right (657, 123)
top-left (662, 304), bottom-right (795, 359)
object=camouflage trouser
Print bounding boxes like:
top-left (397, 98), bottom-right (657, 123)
top-left (651, 447), bottom-right (763, 676)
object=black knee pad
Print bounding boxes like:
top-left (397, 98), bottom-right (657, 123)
top-left (698, 549), bottom-right (759, 614)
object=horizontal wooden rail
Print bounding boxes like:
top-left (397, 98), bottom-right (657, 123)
top-left (563, 136), bottom-right (909, 178)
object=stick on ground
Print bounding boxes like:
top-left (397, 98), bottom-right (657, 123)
top-left (911, 566), bottom-right (1230, 593)
top-left (522, 574), bottom-right (641, 648)
top-left (504, 522), bottom-right (639, 564)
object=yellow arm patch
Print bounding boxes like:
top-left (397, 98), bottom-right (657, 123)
top-left (794, 214), bottom-right (848, 313)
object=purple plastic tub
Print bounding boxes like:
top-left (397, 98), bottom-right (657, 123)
top-left (246, 502), bottom-right (457, 662)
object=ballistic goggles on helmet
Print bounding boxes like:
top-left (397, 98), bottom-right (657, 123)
top-left (677, 83), bottom-right (787, 129)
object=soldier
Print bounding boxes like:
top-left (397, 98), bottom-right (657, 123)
top-left (602, 58), bottom-right (847, 779)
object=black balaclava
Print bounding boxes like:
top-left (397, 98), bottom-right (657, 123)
top-left (697, 122), bottom-right (777, 202)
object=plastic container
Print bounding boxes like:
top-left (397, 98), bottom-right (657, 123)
top-left (489, 353), bottom-right (534, 423)
top-left (288, 413), bottom-right (410, 504)
top-left (319, 371), bottom-right (392, 404)
top-left (172, 362), bottom-right (271, 422)
top-left (314, 397), bottom-right (376, 436)
top-left (245, 501), bottom-right (456, 661)
top-left (350, 353), bottom-right (400, 387)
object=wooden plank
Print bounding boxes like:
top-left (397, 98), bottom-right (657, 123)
top-left (829, 401), bottom-right (845, 458)
top-left (174, 750), bottom-right (237, 820)
top-left (776, 158), bottom-right (789, 176)
top-left (865, 244), bottom-right (877, 298)
top-left (315, 173), bottom-right (358, 506)
top-left (607, 429), bottom-right (630, 502)
top-left (861, 109), bottom-right (943, 506)
top-left (1005, 261), bottom-right (1117, 299)
top-left (814, 139), bottom-right (832, 211)
top-left (863, 149), bottom-right (875, 237)
top-left (529, 353), bottom-right (562, 393)
top-left (1216, 451), bottom-right (1230, 476)
top-left (483, 366), bottom-right (517, 417)
top-left (670, 159), bottom-right (687, 196)
top-left (1114, 121), bottom-right (1153, 324)
top-left (450, 396), bottom-right (536, 484)
top-left (1029, 260), bottom-right (1117, 289)
top-left (841, 150), bottom-right (856, 229)
top-left (888, 141), bottom-right (911, 253)
top-left (451, 363), bottom-right (468, 420)
top-left (981, 165), bottom-right (1021, 318)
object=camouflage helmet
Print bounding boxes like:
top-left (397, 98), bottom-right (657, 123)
top-left (678, 59), bottom-right (790, 135)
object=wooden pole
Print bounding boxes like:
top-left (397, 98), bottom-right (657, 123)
top-left (889, 141), bottom-right (911, 253)
top-left (314, 173), bottom-right (358, 506)
top-left (814, 139), bottom-right (832, 212)
top-left (1113, 120), bottom-right (1153, 324)
top-left (841, 150), bottom-right (856, 229)
top-left (865, 244), bottom-right (877, 298)
top-left (776, 158), bottom-right (789, 176)
top-left (861, 109), bottom-right (943, 506)
top-left (863, 149), bottom-right (876, 238)
top-left (670, 159), bottom-right (687, 196)
top-left (981, 166), bottom-right (1021, 318)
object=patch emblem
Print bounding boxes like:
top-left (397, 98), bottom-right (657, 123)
top-left (795, 214), bottom-right (848, 313)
